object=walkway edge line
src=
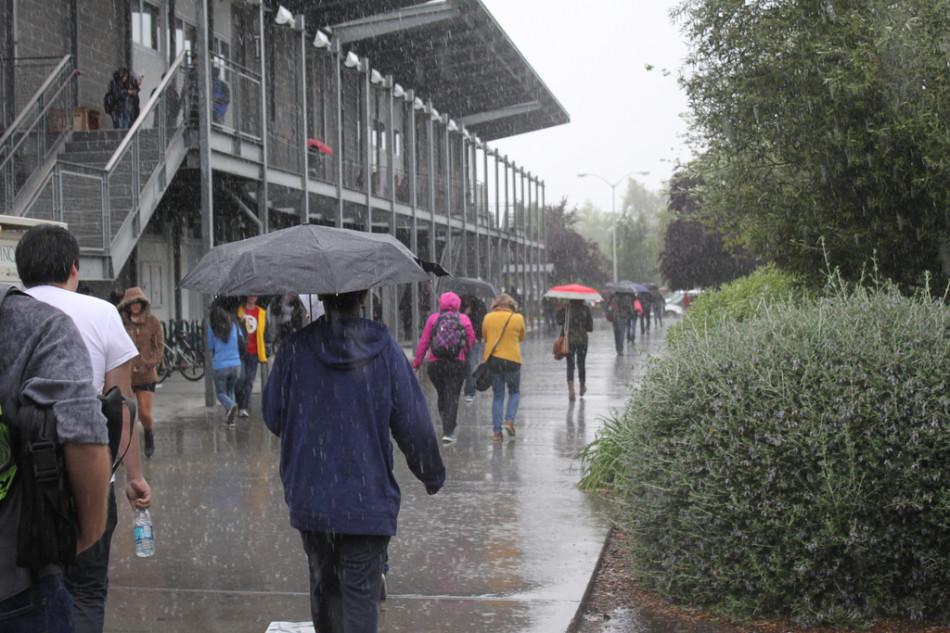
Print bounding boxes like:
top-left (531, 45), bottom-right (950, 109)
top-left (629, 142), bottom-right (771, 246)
top-left (564, 524), bottom-right (614, 633)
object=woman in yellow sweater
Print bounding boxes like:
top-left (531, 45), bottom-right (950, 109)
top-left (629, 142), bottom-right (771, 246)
top-left (481, 293), bottom-right (526, 442)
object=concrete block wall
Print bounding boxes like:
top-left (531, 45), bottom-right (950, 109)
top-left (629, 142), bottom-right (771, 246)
top-left (13, 0), bottom-right (70, 59)
top-left (264, 22), bottom-right (299, 172)
top-left (76, 0), bottom-right (127, 114)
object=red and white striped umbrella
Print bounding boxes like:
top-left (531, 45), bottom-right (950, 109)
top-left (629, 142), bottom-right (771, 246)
top-left (543, 283), bottom-right (604, 302)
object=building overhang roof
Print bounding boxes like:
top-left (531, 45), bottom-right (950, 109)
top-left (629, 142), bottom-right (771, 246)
top-left (280, 0), bottom-right (569, 141)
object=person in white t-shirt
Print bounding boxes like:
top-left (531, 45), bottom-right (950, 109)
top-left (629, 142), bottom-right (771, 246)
top-left (16, 225), bottom-right (152, 633)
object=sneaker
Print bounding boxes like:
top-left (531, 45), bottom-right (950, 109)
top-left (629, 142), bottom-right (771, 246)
top-left (491, 431), bottom-right (503, 442)
top-left (503, 421), bottom-right (516, 437)
top-left (238, 409), bottom-right (250, 418)
top-left (441, 433), bottom-right (457, 445)
top-left (464, 395), bottom-right (475, 404)
top-left (143, 430), bottom-right (155, 459)
top-left (226, 405), bottom-right (238, 425)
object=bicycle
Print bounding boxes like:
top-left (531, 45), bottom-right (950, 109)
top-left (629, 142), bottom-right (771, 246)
top-left (156, 337), bottom-right (205, 383)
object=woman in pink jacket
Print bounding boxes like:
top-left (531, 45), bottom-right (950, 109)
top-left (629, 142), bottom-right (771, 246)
top-left (412, 291), bottom-right (476, 445)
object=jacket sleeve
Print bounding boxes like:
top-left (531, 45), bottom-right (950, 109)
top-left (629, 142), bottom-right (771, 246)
top-left (585, 307), bottom-right (594, 332)
top-left (389, 342), bottom-right (445, 494)
top-left (140, 317), bottom-right (164, 368)
top-left (412, 314), bottom-right (434, 369)
top-left (258, 309), bottom-right (268, 362)
top-left (261, 342), bottom-right (287, 437)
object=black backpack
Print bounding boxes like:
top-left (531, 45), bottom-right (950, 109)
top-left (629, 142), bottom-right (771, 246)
top-left (103, 85), bottom-right (117, 116)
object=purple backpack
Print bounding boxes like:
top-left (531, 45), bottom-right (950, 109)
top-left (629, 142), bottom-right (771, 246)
top-left (430, 312), bottom-right (465, 359)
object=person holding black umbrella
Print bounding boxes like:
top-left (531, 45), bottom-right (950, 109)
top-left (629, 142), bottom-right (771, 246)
top-left (556, 299), bottom-right (594, 401)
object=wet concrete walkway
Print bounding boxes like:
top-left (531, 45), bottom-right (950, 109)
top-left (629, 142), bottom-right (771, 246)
top-left (105, 319), bottom-right (669, 633)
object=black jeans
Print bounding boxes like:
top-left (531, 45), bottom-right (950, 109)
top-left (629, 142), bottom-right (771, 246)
top-left (300, 532), bottom-right (390, 633)
top-left (65, 485), bottom-right (117, 633)
top-left (566, 343), bottom-right (588, 384)
top-left (611, 319), bottom-right (627, 353)
top-left (427, 360), bottom-right (467, 436)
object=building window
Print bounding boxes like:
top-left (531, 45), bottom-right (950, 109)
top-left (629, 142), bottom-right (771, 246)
top-left (132, 1), bottom-right (162, 52)
top-left (174, 18), bottom-right (197, 58)
top-left (394, 130), bottom-right (401, 157)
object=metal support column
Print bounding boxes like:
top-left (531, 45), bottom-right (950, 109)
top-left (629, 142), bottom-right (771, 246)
top-left (407, 89), bottom-right (420, 336)
top-left (541, 180), bottom-right (547, 291)
top-left (297, 14), bottom-right (309, 223)
top-left (442, 116), bottom-right (452, 274)
top-left (361, 57), bottom-right (373, 317)
top-left (426, 104), bottom-right (437, 312)
top-left (493, 150), bottom-right (500, 288)
top-left (502, 155), bottom-right (510, 292)
top-left (333, 41), bottom-right (344, 227)
top-left (198, 0), bottom-right (215, 406)
top-left (386, 75), bottom-right (397, 333)
top-left (520, 166), bottom-right (527, 323)
top-left (257, 2), bottom-right (270, 232)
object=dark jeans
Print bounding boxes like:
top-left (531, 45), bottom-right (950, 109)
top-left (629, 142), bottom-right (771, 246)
top-left (427, 360), bottom-right (467, 437)
top-left (0, 574), bottom-right (75, 633)
top-left (611, 319), bottom-right (627, 353)
top-left (566, 343), bottom-right (588, 384)
top-left (65, 485), bottom-right (117, 633)
top-left (627, 316), bottom-right (637, 342)
top-left (300, 531), bottom-right (390, 633)
top-left (236, 356), bottom-right (259, 410)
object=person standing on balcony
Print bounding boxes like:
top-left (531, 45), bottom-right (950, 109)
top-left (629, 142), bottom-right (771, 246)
top-left (117, 287), bottom-right (164, 459)
top-left (211, 66), bottom-right (230, 125)
top-left (236, 295), bottom-right (267, 417)
top-left (15, 225), bottom-right (152, 633)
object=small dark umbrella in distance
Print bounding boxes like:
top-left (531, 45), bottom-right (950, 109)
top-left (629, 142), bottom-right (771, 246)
top-left (437, 277), bottom-right (499, 301)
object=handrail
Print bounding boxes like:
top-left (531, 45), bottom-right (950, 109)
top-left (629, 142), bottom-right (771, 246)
top-left (104, 51), bottom-right (187, 172)
top-left (0, 54), bottom-right (72, 149)
top-left (0, 68), bottom-right (80, 173)
top-left (212, 53), bottom-right (261, 80)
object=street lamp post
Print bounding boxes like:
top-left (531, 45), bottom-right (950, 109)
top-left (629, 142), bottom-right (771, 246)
top-left (577, 171), bottom-right (649, 283)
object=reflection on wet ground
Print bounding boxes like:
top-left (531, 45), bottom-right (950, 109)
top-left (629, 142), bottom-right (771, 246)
top-left (106, 320), bottom-right (669, 632)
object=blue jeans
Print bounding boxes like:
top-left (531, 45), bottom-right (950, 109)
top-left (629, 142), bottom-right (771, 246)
top-left (300, 531), bottom-right (389, 633)
top-left (111, 111), bottom-right (131, 130)
top-left (64, 486), bottom-right (117, 633)
top-left (490, 360), bottom-right (521, 432)
top-left (236, 356), bottom-right (259, 410)
top-left (213, 365), bottom-right (240, 410)
top-left (0, 574), bottom-right (75, 633)
top-left (462, 341), bottom-right (484, 398)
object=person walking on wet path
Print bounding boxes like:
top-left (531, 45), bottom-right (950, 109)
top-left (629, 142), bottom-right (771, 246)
top-left (207, 303), bottom-right (242, 425)
top-left (236, 295), bottom-right (267, 417)
top-left (263, 289), bottom-right (445, 633)
top-left (118, 287), bottom-right (164, 459)
top-left (413, 291), bottom-right (476, 445)
top-left (481, 293), bottom-right (525, 442)
top-left (556, 299), bottom-right (594, 401)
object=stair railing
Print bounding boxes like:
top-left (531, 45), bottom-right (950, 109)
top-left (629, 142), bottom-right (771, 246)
top-left (0, 55), bottom-right (76, 212)
top-left (23, 51), bottom-right (188, 254)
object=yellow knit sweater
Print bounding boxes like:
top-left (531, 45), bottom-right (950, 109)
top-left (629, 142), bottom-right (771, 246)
top-left (481, 309), bottom-right (525, 364)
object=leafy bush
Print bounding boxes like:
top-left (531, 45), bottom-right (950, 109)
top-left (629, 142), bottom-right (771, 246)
top-left (582, 278), bottom-right (950, 626)
top-left (668, 264), bottom-right (811, 344)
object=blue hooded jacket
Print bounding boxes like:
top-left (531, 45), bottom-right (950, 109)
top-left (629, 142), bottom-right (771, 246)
top-left (262, 315), bottom-right (445, 536)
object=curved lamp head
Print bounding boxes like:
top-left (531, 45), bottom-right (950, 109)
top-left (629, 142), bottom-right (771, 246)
top-left (343, 51), bottom-right (360, 68)
top-left (312, 29), bottom-right (330, 48)
top-left (393, 83), bottom-right (405, 98)
top-left (274, 5), bottom-right (294, 25)
top-left (370, 69), bottom-right (384, 85)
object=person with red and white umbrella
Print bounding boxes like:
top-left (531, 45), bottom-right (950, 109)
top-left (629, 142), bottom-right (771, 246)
top-left (545, 285), bottom-right (601, 401)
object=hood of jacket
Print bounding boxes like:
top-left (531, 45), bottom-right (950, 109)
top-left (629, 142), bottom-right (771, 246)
top-left (307, 315), bottom-right (390, 370)
top-left (117, 286), bottom-right (151, 312)
top-left (438, 291), bottom-right (461, 312)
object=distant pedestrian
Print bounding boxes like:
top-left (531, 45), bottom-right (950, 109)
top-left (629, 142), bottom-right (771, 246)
top-left (635, 296), bottom-right (647, 335)
top-left (207, 303), bottom-right (242, 425)
top-left (605, 292), bottom-right (633, 354)
top-left (652, 293), bottom-right (664, 327)
top-left (104, 67), bottom-right (138, 130)
top-left (481, 293), bottom-right (526, 442)
top-left (460, 295), bottom-right (487, 404)
top-left (236, 295), bottom-right (267, 417)
top-left (413, 291), bottom-right (476, 444)
top-left (556, 299), bottom-right (593, 401)
top-left (118, 287), bottom-right (165, 459)
top-left (268, 292), bottom-right (307, 351)
top-left (263, 289), bottom-right (444, 633)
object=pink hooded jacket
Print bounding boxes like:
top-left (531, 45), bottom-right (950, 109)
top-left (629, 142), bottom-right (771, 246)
top-left (412, 291), bottom-right (477, 369)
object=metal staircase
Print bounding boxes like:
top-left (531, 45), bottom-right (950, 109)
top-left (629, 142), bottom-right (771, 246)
top-left (15, 52), bottom-right (190, 280)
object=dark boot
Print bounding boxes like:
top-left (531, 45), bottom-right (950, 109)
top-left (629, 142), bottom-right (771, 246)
top-left (568, 381), bottom-right (576, 401)
top-left (580, 382), bottom-right (587, 397)
top-left (144, 429), bottom-right (155, 459)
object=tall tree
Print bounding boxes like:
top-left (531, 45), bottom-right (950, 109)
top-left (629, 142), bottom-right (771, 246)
top-left (544, 200), bottom-right (609, 287)
top-left (677, 0), bottom-right (950, 289)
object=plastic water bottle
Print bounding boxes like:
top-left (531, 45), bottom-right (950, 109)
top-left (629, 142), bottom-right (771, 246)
top-left (133, 509), bottom-right (155, 558)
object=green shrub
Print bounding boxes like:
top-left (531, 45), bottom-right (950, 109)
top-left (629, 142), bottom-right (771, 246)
top-left (583, 278), bottom-right (950, 626)
top-left (668, 264), bottom-right (811, 344)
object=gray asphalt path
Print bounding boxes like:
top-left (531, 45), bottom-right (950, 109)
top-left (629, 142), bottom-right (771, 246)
top-left (104, 319), bottom-right (669, 633)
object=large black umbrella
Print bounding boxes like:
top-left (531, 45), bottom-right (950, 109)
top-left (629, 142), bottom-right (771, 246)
top-left (180, 224), bottom-right (446, 296)
top-left (605, 281), bottom-right (640, 295)
top-left (437, 276), bottom-right (499, 301)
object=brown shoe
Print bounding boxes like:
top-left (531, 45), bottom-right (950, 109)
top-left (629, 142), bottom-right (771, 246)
top-left (492, 431), bottom-right (503, 442)
top-left (580, 383), bottom-right (587, 397)
top-left (503, 421), bottom-right (516, 437)
top-left (568, 381), bottom-right (576, 401)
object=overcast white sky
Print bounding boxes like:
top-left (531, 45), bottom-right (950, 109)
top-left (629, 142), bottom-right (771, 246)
top-left (481, 0), bottom-right (692, 212)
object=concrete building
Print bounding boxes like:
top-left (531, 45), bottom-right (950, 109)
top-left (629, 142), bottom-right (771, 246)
top-left (0, 0), bottom-right (567, 342)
